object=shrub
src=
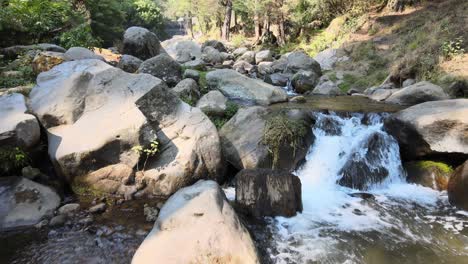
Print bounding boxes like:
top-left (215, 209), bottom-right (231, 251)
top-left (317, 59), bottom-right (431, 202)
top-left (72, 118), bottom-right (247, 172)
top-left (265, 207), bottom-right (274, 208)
top-left (441, 37), bottom-right (465, 59)
top-left (0, 147), bottom-right (29, 176)
top-left (59, 24), bottom-right (101, 49)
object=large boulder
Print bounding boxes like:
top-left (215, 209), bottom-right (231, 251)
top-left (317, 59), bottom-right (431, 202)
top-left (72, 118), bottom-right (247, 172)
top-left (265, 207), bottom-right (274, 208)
top-left (313, 48), bottom-right (349, 71)
top-left (255, 50), bottom-right (274, 64)
top-left (0, 93), bottom-right (40, 148)
top-left (206, 69), bottom-right (287, 105)
top-left (201, 40), bottom-right (227, 52)
top-left (196, 90), bottom-right (228, 116)
top-left (312, 80), bottom-right (343, 96)
top-left (220, 107), bottom-right (313, 171)
top-left (118, 54), bottom-right (143, 73)
top-left (448, 160), bottom-right (468, 210)
top-left (233, 47), bottom-right (248, 58)
top-left (0, 177), bottom-right (60, 229)
top-left (132, 180), bottom-right (259, 264)
top-left (29, 59), bottom-right (163, 182)
top-left (238, 51), bottom-right (256, 64)
top-left (405, 161), bottom-right (452, 191)
top-left (264, 73), bottom-right (291, 87)
top-left (64, 47), bottom-right (104, 61)
top-left (135, 85), bottom-right (224, 197)
top-left (384, 99), bottom-right (468, 161)
top-left (171, 78), bottom-right (200, 102)
top-left (138, 54), bottom-right (182, 87)
top-left (201, 46), bottom-right (223, 65)
top-left (233, 60), bottom-right (255, 74)
top-left (292, 70), bottom-right (320, 94)
top-left (1, 43), bottom-right (65, 60)
top-left (385, 81), bottom-right (449, 105)
top-left (338, 132), bottom-right (397, 190)
top-left (161, 37), bottom-right (202, 63)
top-left (123, 26), bottom-right (161, 60)
top-left (285, 51), bottom-right (322, 76)
top-left (32, 51), bottom-right (66, 73)
top-left (235, 169), bottom-right (302, 217)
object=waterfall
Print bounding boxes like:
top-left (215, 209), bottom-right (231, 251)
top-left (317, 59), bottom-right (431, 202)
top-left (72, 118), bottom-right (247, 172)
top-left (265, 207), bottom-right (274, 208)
top-left (268, 112), bottom-right (468, 264)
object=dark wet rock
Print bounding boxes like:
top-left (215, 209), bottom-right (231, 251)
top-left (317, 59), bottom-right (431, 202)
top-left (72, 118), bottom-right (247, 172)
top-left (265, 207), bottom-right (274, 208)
top-left (292, 70), bottom-right (320, 94)
top-left (21, 166), bottom-right (41, 180)
top-left (138, 54), bottom-right (182, 87)
top-left (235, 169), bottom-right (302, 217)
top-left (448, 160), bottom-right (468, 210)
top-left (58, 203), bottom-right (81, 216)
top-left (405, 161), bottom-right (452, 190)
top-left (49, 214), bottom-right (67, 227)
top-left (315, 115), bottom-right (342, 136)
top-left (123, 27), bottom-right (161, 60)
top-left (349, 192), bottom-right (375, 200)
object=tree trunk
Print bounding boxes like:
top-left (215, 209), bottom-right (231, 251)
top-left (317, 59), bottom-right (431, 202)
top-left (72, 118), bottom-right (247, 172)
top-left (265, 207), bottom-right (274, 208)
top-left (222, 0), bottom-right (232, 41)
top-left (254, 0), bottom-right (261, 41)
top-left (278, 14), bottom-right (286, 45)
top-left (187, 12), bottom-right (194, 39)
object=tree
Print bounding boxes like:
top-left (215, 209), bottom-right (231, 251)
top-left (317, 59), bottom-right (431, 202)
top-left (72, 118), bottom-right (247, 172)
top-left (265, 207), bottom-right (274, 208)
top-left (221, 0), bottom-right (233, 40)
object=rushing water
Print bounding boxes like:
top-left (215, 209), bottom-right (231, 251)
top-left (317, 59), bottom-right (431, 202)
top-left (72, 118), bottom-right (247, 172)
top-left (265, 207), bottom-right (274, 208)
top-left (266, 112), bottom-right (468, 264)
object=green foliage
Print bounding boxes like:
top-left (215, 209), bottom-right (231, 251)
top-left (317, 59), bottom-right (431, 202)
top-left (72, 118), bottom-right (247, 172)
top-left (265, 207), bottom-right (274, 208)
top-left (262, 113), bottom-right (307, 169)
top-left (0, 59), bottom-right (35, 89)
top-left (180, 95), bottom-right (196, 106)
top-left (0, 147), bottom-right (29, 176)
top-left (59, 23), bottom-right (101, 49)
top-left (415, 161), bottom-right (454, 174)
top-left (441, 37), bottom-right (465, 59)
top-left (84, 0), bottom-right (126, 46)
top-left (197, 71), bottom-right (209, 94)
top-left (208, 101), bottom-right (239, 130)
top-left (123, 0), bottom-right (165, 33)
top-left (132, 138), bottom-right (159, 172)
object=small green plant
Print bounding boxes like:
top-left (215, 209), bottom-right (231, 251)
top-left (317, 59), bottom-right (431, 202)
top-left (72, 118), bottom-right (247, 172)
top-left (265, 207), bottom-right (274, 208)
top-left (262, 113), bottom-right (308, 169)
top-left (208, 102), bottom-right (239, 130)
top-left (0, 147), bottom-right (29, 176)
top-left (180, 95), bottom-right (196, 106)
top-left (132, 138), bottom-right (159, 173)
top-left (59, 24), bottom-right (102, 49)
top-left (198, 71), bottom-right (209, 94)
top-left (441, 37), bottom-right (465, 59)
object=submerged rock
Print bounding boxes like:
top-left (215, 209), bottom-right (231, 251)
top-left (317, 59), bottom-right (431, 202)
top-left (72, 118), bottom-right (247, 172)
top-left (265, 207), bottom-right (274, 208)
top-left (132, 180), bottom-right (259, 264)
top-left (385, 99), bottom-right (468, 161)
top-left (206, 69), bottom-right (287, 105)
top-left (0, 177), bottom-right (60, 229)
top-left (123, 27), bottom-right (161, 60)
top-left (235, 169), bottom-right (302, 217)
top-left (448, 160), bottom-right (468, 210)
top-left (0, 93), bottom-right (40, 148)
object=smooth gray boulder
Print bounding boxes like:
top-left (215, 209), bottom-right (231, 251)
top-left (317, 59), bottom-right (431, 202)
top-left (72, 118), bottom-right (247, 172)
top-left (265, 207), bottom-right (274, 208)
top-left (206, 69), bottom-right (287, 105)
top-left (161, 37), bottom-right (202, 63)
top-left (118, 54), bottom-right (143, 73)
top-left (123, 26), bottom-right (161, 60)
top-left (285, 51), bottom-right (322, 76)
top-left (233, 47), bottom-right (248, 58)
top-left (172, 78), bottom-right (200, 102)
top-left (132, 180), bottom-right (259, 264)
top-left (385, 99), bottom-right (468, 160)
top-left (313, 48), bottom-right (349, 71)
top-left (201, 40), bottom-right (227, 52)
top-left (0, 93), bottom-right (40, 148)
top-left (196, 90), bottom-right (228, 116)
top-left (255, 50), bottom-right (273, 64)
top-left (238, 51), bottom-right (256, 64)
top-left (233, 60), bottom-right (254, 74)
top-left (64, 47), bottom-right (104, 61)
top-left (312, 81), bottom-right (343, 95)
top-left (235, 169), bottom-right (302, 217)
top-left (138, 54), bottom-right (182, 87)
top-left (257, 61), bottom-right (273, 76)
top-left (0, 177), bottom-right (60, 230)
top-left (385, 81), bottom-right (449, 105)
top-left (264, 73), bottom-right (291, 87)
top-left (201, 46), bottom-right (223, 64)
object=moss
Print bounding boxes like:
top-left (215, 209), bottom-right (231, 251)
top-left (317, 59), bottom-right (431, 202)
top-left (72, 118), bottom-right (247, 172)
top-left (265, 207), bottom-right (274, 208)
top-left (262, 113), bottom-right (308, 169)
top-left (207, 101), bottom-right (239, 130)
top-left (416, 161), bottom-right (454, 174)
top-left (71, 178), bottom-right (108, 198)
top-left (197, 70), bottom-right (209, 94)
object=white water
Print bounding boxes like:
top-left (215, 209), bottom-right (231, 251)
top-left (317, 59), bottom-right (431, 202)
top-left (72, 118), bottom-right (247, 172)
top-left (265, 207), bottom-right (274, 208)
top-left (268, 112), bottom-right (468, 264)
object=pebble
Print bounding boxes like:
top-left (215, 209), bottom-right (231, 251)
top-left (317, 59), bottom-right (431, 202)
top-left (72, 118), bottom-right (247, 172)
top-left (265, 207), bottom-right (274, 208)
top-left (89, 203), bottom-right (107, 214)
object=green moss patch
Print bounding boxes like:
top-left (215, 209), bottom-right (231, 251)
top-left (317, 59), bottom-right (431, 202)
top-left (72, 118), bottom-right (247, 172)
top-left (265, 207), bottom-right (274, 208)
top-left (416, 161), bottom-right (454, 174)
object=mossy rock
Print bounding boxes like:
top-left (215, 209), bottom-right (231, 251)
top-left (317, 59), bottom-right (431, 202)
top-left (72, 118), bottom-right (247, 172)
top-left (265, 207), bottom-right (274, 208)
top-left (404, 161), bottom-right (453, 190)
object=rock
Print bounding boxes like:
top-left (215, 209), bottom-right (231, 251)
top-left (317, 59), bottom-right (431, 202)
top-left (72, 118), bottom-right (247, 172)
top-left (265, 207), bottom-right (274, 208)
top-left (220, 107), bottom-right (313, 171)
top-left (447, 80), bottom-right (468, 98)
top-left (255, 50), bottom-right (273, 64)
top-left (404, 161), bottom-right (452, 190)
top-left (79, 164), bottom-right (136, 196)
top-left (138, 54), bottom-right (182, 87)
top-left (402, 78), bottom-right (416, 87)
top-left (448, 160), bottom-right (468, 210)
top-left (49, 214), bottom-right (67, 227)
top-left (1, 43), bottom-right (65, 60)
top-left (292, 70), bottom-right (320, 94)
top-left (264, 73), bottom-right (291, 87)
top-left (30, 59), bottom-right (165, 183)
top-left (58, 203), bottom-right (80, 216)
top-left (132, 180), bottom-right (259, 264)
top-left (347, 88), bottom-right (360, 95)
top-left (233, 60), bottom-right (254, 74)
top-left (182, 58), bottom-right (206, 70)
top-left (118, 54), bottom-right (143, 73)
top-left (64, 47), bottom-right (104, 61)
top-left (1, 71), bottom-right (23, 78)
top-left (384, 99), bottom-right (468, 160)
top-left (172, 78), bottom-right (200, 101)
top-left (143, 204), bottom-right (159, 222)
top-left (220, 52), bottom-right (234, 61)
top-left (35, 219), bottom-right (48, 229)
top-left (385, 81), bottom-right (449, 105)
top-left (201, 46), bottom-right (223, 65)
top-left (183, 69), bottom-right (200, 82)
top-left (196, 90), bottom-right (228, 116)
top-left (32, 51), bottom-right (65, 73)
top-left (270, 58), bottom-right (288, 73)
top-left (0, 93), bottom-right (40, 148)
top-left (135, 84), bottom-right (224, 197)
top-left (338, 132), bottom-right (396, 190)
top-left (89, 203), bottom-right (106, 214)
top-left (21, 166), bottom-right (41, 180)
top-left (0, 85), bottom-right (33, 97)
top-left (313, 48), bottom-right (349, 71)
top-left (285, 51), bottom-right (322, 76)
top-left (312, 81), bottom-right (343, 96)
top-left (233, 47), bottom-right (248, 58)
top-left (257, 61), bottom-right (273, 76)
top-left (222, 60), bottom-right (235, 68)
top-left (123, 27), bottom-right (161, 60)
top-left (207, 69), bottom-right (287, 105)
top-left (369, 88), bottom-right (399, 101)
top-left (235, 169), bottom-right (302, 217)
top-left (290, 95), bottom-right (306, 103)
top-left (0, 177), bottom-right (60, 229)
top-left (162, 38), bottom-right (201, 63)
top-left (238, 51), bottom-right (256, 64)
top-left (201, 40), bottom-right (227, 52)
